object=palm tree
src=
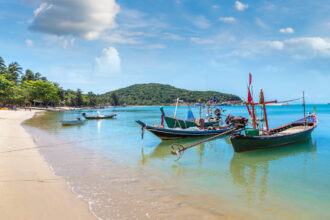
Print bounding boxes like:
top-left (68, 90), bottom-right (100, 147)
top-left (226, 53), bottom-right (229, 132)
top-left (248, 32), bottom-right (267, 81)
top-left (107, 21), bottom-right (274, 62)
top-left (22, 69), bottom-right (35, 81)
top-left (7, 62), bottom-right (22, 82)
top-left (34, 72), bottom-right (41, 80)
top-left (0, 56), bottom-right (6, 75)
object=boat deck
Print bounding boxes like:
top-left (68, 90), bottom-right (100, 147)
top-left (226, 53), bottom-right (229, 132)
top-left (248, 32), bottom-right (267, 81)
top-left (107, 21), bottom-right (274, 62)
top-left (274, 126), bottom-right (312, 136)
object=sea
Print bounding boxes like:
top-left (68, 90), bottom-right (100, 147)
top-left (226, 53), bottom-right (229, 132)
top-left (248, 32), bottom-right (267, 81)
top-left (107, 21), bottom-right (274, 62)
top-left (24, 105), bottom-right (330, 220)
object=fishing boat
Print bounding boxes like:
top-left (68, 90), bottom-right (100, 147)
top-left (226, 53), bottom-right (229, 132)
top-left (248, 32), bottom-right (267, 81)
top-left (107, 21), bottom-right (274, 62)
top-left (230, 114), bottom-right (317, 152)
top-left (60, 118), bottom-right (85, 126)
top-left (82, 112), bottom-right (116, 119)
top-left (160, 104), bottom-right (223, 129)
top-left (136, 120), bottom-right (232, 140)
top-left (230, 73), bottom-right (317, 152)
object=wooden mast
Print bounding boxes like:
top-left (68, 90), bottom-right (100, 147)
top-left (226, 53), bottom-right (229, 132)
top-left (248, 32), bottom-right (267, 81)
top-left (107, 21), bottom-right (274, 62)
top-left (303, 91), bottom-right (306, 126)
top-left (250, 86), bottom-right (257, 129)
top-left (260, 89), bottom-right (270, 133)
top-left (174, 97), bottom-right (179, 118)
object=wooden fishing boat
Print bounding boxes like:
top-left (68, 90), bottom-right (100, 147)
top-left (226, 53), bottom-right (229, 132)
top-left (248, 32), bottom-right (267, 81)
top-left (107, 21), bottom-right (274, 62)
top-left (230, 73), bottom-right (317, 152)
top-left (230, 114), bottom-right (317, 152)
top-left (82, 112), bottom-right (116, 119)
top-left (60, 119), bottom-right (85, 126)
top-left (136, 120), bottom-right (231, 140)
top-left (160, 107), bottom-right (219, 129)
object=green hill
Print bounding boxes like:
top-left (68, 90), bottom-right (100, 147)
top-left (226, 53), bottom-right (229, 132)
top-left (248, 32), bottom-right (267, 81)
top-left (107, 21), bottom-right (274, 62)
top-left (99, 83), bottom-right (241, 105)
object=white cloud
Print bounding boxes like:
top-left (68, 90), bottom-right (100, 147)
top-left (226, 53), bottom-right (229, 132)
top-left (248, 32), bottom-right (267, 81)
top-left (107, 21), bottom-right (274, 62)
top-left (284, 37), bottom-right (330, 57)
top-left (219, 17), bottom-right (235, 22)
top-left (142, 44), bottom-right (166, 50)
top-left (235, 1), bottom-right (248, 11)
top-left (94, 47), bottom-right (121, 76)
top-left (263, 41), bottom-right (284, 50)
top-left (192, 16), bottom-right (211, 29)
top-left (279, 27), bottom-right (294, 34)
top-left (163, 33), bottom-right (184, 40)
top-left (190, 37), bottom-right (214, 44)
top-left (25, 39), bottom-right (34, 46)
top-left (256, 18), bottom-right (268, 28)
top-left (29, 0), bottom-right (120, 40)
top-left (212, 5), bottom-right (219, 9)
top-left (104, 31), bottom-right (141, 44)
top-left (43, 35), bottom-right (75, 49)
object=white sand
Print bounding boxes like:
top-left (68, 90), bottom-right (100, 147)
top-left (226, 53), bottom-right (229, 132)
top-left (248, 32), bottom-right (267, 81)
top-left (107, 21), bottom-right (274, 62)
top-left (0, 110), bottom-right (95, 220)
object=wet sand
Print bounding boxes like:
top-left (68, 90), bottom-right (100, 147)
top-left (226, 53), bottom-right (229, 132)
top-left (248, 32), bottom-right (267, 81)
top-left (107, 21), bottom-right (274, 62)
top-left (23, 111), bottom-right (250, 220)
top-left (0, 110), bottom-right (95, 220)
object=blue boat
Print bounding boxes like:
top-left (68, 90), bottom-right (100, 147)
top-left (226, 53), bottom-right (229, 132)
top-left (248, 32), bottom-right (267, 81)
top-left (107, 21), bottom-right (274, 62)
top-left (136, 120), bottom-right (232, 140)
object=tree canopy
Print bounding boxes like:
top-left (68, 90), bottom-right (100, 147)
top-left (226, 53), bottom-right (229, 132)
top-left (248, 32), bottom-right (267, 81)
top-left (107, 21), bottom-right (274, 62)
top-left (99, 83), bottom-right (242, 105)
top-left (0, 56), bottom-right (242, 107)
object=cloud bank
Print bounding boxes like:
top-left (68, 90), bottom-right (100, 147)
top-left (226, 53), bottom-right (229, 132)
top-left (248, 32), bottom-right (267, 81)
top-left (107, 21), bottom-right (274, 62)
top-left (29, 0), bottom-right (120, 40)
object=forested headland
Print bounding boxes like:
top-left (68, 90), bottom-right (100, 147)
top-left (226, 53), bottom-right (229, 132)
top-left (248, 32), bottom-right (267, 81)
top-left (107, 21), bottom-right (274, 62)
top-left (0, 56), bottom-right (241, 107)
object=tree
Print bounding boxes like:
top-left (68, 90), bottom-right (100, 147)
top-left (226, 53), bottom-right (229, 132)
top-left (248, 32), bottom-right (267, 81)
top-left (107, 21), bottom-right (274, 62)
top-left (7, 62), bottom-right (22, 83)
top-left (111, 92), bottom-right (119, 105)
top-left (22, 69), bottom-right (35, 81)
top-left (76, 89), bottom-right (83, 106)
top-left (0, 56), bottom-right (6, 75)
top-left (87, 91), bottom-right (97, 106)
top-left (34, 72), bottom-right (41, 81)
top-left (23, 80), bottom-right (59, 105)
top-left (0, 74), bottom-right (14, 104)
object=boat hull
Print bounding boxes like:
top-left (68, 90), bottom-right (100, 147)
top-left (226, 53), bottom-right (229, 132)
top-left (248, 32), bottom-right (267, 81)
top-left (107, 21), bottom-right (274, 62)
top-left (136, 120), bottom-right (230, 140)
top-left (82, 114), bottom-right (115, 119)
top-left (230, 129), bottom-right (313, 152)
top-left (60, 120), bottom-right (85, 126)
top-left (230, 114), bottom-right (317, 152)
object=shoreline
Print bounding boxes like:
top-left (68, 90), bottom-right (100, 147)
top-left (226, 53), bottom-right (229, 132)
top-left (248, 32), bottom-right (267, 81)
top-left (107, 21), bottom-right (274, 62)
top-left (0, 110), bottom-right (95, 220)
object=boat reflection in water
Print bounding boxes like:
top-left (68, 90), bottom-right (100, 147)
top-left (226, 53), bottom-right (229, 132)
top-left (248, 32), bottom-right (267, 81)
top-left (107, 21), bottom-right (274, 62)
top-left (229, 139), bottom-right (317, 205)
top-left (140, 137), bottom-right (214, 166)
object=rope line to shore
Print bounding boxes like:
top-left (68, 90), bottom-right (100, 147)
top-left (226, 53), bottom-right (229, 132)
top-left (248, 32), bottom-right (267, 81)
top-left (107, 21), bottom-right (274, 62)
top-left (0, 131), bottom-right (140, 154)
top-left (0, 171), bottom-right (117, 183)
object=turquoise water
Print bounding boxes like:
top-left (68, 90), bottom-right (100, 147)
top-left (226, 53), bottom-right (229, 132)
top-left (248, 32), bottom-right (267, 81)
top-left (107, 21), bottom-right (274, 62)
top-left (25, 105), bottom-right (330, 219)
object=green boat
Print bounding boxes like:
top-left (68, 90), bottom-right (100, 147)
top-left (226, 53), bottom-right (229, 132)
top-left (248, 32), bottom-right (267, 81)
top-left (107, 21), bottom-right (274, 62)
top-left (230, 114), bottom-right (317, 152)
top-left (160, 107), bottom-right (220, 129)
top-left (230, 74), bottom-right (317, 152)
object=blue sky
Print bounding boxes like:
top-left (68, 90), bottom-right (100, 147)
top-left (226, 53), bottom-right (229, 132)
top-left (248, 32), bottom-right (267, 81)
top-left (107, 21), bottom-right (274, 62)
top-left (1, 0), bottom-right (330, 103)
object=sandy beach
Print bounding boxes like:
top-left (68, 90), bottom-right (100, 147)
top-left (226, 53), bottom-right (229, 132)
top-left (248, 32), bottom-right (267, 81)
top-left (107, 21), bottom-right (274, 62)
top-left (0, 110), bottom-right (95, 220)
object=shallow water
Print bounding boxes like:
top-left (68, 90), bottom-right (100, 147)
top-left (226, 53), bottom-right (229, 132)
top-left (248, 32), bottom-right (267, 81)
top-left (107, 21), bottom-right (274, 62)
top-left (24, 105), bottom-right (330, 219)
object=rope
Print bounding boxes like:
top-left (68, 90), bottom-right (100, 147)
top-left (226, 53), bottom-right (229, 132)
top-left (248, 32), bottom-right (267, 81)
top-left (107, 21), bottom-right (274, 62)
top-left (171, 127), bottom-right (244, 160)
top-left (0, 131), bottom-right (139, 154)
top-left (276, 97), bottom-right (302, 104)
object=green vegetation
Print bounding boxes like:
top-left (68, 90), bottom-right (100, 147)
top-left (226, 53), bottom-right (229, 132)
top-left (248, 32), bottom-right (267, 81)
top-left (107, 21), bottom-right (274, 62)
top-left (0, 56), bottom-right (241, 107)
top-left (99, 83), bottom-right (241, 105)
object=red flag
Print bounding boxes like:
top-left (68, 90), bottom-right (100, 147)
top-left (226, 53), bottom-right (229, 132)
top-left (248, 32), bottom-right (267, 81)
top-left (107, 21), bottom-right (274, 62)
top-left (249, 73), bottom-right (252, 86)
top-left (247, 88), bottom-right (252, 104)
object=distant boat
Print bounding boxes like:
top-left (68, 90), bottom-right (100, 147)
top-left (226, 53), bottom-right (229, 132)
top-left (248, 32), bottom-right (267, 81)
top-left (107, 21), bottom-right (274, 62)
top-left (136, 120), bottom-right (232, 140)
top-left (60, 118), bottom-right (85, 126)
top-left (82, 112), bottom-right (116, 119)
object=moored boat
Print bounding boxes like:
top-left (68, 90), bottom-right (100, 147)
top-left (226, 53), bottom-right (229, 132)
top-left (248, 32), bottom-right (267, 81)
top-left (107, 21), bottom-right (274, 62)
top-left (136, 120), bottom-right (232, 140)
top-left (82, 112), bottom-right (116, 119)
top-left (60, 118), bottom-right (85, 126)
top-left (160, 107), bottom-right (220, 128)
top-left (230, 114), bottom-right (317, 152)
top-left (230, 73), bottom-right (317, 152)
